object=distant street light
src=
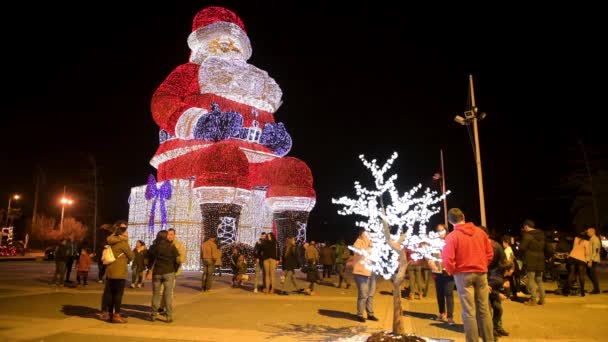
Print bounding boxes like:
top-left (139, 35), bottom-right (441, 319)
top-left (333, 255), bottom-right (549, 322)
top-left (59, 186), bottom-right (74, 233)
top-left (454, 75), bottom-right (488, 227)
top-left (5, 194), bottom-right (20, 228)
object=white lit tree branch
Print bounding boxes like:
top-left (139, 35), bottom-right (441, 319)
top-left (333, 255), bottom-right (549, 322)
top-left (332, 152), bottom-right (448, 334)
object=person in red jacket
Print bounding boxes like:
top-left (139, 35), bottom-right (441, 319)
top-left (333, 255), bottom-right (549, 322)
top-left (76, 247), bottom-right (93, 287)
top-left (442, 208), bottom-right (494, 342)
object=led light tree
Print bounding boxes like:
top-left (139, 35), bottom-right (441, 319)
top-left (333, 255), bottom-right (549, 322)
top-left (332, 152), bottom-right (447, 334)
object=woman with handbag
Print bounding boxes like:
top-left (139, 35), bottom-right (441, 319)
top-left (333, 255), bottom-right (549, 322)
top-left (104, 223), bottom-right (134, 323)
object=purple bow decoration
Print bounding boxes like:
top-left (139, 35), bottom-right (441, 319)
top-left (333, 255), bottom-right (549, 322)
top-left (145, 174), bottom-right (172, 234)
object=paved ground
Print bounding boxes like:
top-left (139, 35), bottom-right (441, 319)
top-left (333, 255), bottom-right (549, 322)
top-left (0, 260), bottom-right (607, 341)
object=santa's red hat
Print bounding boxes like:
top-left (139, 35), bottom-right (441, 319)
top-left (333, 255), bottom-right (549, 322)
top-left (188, 7), bottom-right (252, 63)
top-left (192, 7), bottom-right (246, 33)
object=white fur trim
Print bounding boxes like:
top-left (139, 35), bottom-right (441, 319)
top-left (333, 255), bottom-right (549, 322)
top-left (266, 197), bottom-right (316, 212)
top-left (194, 186), bottom-right (251, 206)
top-left (175, 107), bottom-right (208, 139)
top-left (188, 22), bottom-right (252, 64)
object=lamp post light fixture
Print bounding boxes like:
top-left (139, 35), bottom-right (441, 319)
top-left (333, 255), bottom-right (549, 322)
top-left (59, 197), bottom-right (74, 233)
top-left (454, 75), bottom-right (488, 227)
top-left (5, 194), bottom-right (21, 228)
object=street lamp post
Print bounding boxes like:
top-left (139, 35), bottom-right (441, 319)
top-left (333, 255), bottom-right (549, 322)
top-left (5, 194), bottom-right (20, 228)
top-left (454, 75), bottom-right (488, 227)
top-left (59, 186), bottom-right (74, 233)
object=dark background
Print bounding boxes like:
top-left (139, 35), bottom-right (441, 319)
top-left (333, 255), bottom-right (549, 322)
top-left (1, 2), bottom-right (604, 244)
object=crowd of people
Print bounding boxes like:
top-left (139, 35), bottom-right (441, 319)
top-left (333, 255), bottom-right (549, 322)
top-left (47, 213), bottom-right (603, 341)
top-left (430, 208), bottom-right (603, 342)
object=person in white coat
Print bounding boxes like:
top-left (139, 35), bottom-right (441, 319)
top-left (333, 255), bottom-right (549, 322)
top-left (352, 228), bottom-right (379, 323)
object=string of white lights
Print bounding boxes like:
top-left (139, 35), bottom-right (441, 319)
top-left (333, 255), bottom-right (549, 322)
top-left (332, 152), bottom-right (449, 279)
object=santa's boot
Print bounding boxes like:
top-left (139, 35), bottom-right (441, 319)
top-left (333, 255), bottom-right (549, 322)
top-left (193, 141), bottom-right (251, 247)
top-left (272, 210), bottom-right (310, 251)
top-left (199, 203), bottom-right (243, 244)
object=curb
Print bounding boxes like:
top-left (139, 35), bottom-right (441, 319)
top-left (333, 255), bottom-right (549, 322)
top-left (0, 256), bottom-right (43, 262)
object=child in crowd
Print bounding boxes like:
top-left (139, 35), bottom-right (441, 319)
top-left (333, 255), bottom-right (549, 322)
top-left (131, 240), bottom-right (147, 288)
top-left (76, 247), bottom-right (93, 287)
top-left (234, 255), bottom-right (248, 287)
top-left (231, 247), bottom-right (241, 287)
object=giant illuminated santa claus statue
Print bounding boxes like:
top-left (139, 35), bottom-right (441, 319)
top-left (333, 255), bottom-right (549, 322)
top-left (127, 7), bottom-right (315, 270)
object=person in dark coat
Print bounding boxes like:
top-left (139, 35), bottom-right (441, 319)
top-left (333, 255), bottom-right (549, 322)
top-left (52, 239), bottom-right (68, 286)
top-left (488, 261), bottom-right (515, 337)
top-left (230, 247), bottom-right (241, 287)
top-left (253, 232), bottom-right (267, 293)
top-left (320, 242), bottom-right (335, 279)
top-left (148, 230), bottom-right (179, 322)
top-left (261, 232), bottom-right (280, 294)
top-left (279, 237), bottom-right (301, 295)
top-left (64, 237), bottom-right (79, 283)
top-left (520, 219), bottom-right (546, 305)
top-left (104, 224), bottom-right (134, 323)
top-left (130, 240), bottom-right (147, 288)
top-left (96, 224), bottom-right (115, 283)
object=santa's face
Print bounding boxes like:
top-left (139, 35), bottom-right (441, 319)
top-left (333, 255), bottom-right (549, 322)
top-left (191, 37), bottom-right (242, 64)
top-left (188, 22), bottom-right (252, 65)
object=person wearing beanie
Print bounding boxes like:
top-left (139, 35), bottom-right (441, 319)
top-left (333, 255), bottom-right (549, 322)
top-left (520, 219), bottom-right (546, 305)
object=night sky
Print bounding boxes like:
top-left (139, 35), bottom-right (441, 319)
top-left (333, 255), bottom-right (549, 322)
top-left (1, 2), bottom-right (604, 242)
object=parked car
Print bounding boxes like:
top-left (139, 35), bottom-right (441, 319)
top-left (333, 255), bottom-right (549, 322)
top-left (44, 245), bottom-right (56, 260)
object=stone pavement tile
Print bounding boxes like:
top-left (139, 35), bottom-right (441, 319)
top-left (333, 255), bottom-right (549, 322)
top-left (25, 334), bottom-right (189, 342)
top-left (0, 316), bottom-right (99, 342)
top-left (400, 291), bottom-right (607, 342)
top-left (2, 262), bottom-right (608, 342)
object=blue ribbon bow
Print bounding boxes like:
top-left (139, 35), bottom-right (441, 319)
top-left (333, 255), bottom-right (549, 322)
top-left (145, 174), bottom-right (172, 234)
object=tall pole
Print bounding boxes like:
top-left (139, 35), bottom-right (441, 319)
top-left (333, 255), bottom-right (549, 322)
top-left (32, 167), bottom-right (41, 225)
top-left (5, 197), bottom-right (12, 228)
top-left (60, 186), bottom-right (66, 233)
top-left (92, 156), bottom-right (98, 252)
top-left (469, 75), bottom-right (487, 227)
top-left (440, 149), bottom-right (448, 228)
top-left (578, 139), bottom-right (600, 230)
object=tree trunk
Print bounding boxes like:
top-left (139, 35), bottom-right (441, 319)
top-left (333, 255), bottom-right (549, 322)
top-left (392, 257), bottom-right (407, 334)
top-left (379, 208), bottom-right (408, 335)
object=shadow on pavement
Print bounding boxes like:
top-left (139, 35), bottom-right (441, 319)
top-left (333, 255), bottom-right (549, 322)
top-left (120, 304), bottom-right (152, 321)
top-left (34, 277), bottom-right (52, 284)
top-left (318, 309), bottom-right (361, 322)
top-left (61, 305), bottom-right (99, 319)
top-left (403, 310), bottom-right (436, 320)
top-left (380, 289), bottom-right (411, 298)
top-left (510, 296), bottom-right (530, 303)
top-left (266, 322), bottom-right (367, 340)
top-left (430, 322), bottom-right (465, 333)
top-left (318, 280), bottom-right (337, 287)
top-left (121, 304), bottom-right (149, 312)
top-left (180, 283), bottom-right (201, 291)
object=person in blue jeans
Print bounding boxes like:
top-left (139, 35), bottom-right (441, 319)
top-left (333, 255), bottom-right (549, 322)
top-left (148, 230), bottom-right (179, 323)
top-left (442, 208), bottom-right (494, 342)
top-left (352, 228), bottom-right (379, 323)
